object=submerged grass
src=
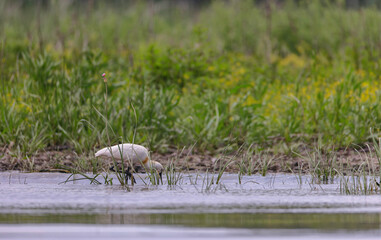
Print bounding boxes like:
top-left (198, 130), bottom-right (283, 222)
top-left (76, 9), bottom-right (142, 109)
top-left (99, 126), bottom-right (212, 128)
top-left (165, 152), bottom-right (184, 186)
top-left (293, 145), bottom-right (338, 184)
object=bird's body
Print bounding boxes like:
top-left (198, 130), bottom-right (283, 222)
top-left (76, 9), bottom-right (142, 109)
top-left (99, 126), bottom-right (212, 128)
top-left (95, 143), bottom-right (150, 165)
top-left (95, 144), bottom-right (163, 183)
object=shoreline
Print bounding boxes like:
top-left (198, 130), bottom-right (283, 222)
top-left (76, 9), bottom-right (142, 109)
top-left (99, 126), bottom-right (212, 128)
top-left (1, 145), bottom-right (379, 174)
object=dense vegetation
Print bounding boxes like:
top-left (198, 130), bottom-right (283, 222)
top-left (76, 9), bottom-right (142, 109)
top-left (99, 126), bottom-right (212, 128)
top-left (1, 1), bottom-right (381, 157)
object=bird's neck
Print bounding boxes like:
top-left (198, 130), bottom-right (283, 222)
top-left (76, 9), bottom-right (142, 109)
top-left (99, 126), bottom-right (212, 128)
top-left (142, 157), bottom-right (149, 165)
top-left (143, 158), bottom-right (154, 170)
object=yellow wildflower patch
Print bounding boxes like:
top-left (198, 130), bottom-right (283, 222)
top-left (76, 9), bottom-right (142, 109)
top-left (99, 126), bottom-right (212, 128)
top-left (279, 53), bottom-right (306, 69)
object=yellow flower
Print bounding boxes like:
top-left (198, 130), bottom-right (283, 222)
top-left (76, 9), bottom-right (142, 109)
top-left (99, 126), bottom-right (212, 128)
top-left (243, 95), bottom-right (258, 107)
top-left (207, 66), bottom-right (215, 72)
top-left (356, 69), bottom-right (365, 78)
top-left (279, 53), bottom-right (306, 69)
top-left (183, 73), bottom-right (190, 80)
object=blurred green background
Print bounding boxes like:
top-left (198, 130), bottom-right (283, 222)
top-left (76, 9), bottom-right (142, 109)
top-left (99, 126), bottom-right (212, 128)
top-left (1, 0), bottom-right (381, 157)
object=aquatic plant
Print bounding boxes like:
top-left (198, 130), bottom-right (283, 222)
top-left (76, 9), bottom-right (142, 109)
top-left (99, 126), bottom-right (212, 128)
top-left (339, 171), bottom-right (380, 195)
top-left (293, 144), bottom-right (338, 184)
top-left (237, 145), bottom-right (276, 177)
top-left (337, 138), bottom-right (381, 195)
top-left (165, 149), bottom-right (185, 186)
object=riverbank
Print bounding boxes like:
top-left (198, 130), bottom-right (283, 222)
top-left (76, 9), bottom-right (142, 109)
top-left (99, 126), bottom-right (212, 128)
top-left (2, 2), bottom-right (381, 163)
top-left (1, 144), bottom-right (379, 175)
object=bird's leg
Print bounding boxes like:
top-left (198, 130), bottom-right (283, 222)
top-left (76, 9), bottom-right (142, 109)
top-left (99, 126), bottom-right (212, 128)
top-left (124, 166), bottom-right (136, 185)
top-left (110, 165), bottom-right (136, 185)
top-left (130, 174), bottom-right (136, 185)
top-left (124, 171), bottom-right (129, 185)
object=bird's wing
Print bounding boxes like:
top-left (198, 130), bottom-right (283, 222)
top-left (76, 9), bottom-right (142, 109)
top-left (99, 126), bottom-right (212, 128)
top-left (109, 144), bottom-right (136, 160)
top-left (96, 143), bottom-right (151, 166)
top-left (96, 144), bottom-right (144, 161)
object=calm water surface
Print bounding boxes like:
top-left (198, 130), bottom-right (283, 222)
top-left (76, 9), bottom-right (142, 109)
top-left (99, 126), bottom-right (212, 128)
top-left (0, 171), bottom-right (380, 239)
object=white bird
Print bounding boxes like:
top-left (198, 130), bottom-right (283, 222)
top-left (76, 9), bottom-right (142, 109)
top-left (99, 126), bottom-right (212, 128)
top-left (95, 143), bottom-right (163, 183)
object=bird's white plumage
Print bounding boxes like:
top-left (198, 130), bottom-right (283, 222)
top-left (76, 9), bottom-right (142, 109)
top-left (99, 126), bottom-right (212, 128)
top-left (95, 143), bottom-right (163, 174)
top-left (95, 143), bottom-right (149, 163)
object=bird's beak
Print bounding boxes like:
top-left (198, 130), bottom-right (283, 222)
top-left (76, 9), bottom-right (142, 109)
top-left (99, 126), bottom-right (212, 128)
top-left (159, 172), bottom-right (163, 185)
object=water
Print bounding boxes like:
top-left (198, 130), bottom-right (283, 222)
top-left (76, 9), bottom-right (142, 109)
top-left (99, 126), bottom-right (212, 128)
top-left (0, 171), bottom-right (381, 239)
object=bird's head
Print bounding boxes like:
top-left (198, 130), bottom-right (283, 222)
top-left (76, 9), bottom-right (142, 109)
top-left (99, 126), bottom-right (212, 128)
top-left (145, 160), bottom-right (163, 184)
top-left (151, 160), bottom-right (164, 173)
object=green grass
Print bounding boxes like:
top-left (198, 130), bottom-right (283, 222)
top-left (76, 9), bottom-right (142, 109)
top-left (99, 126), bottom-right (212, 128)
top-left (1, 1), bottom-right (381, 180)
